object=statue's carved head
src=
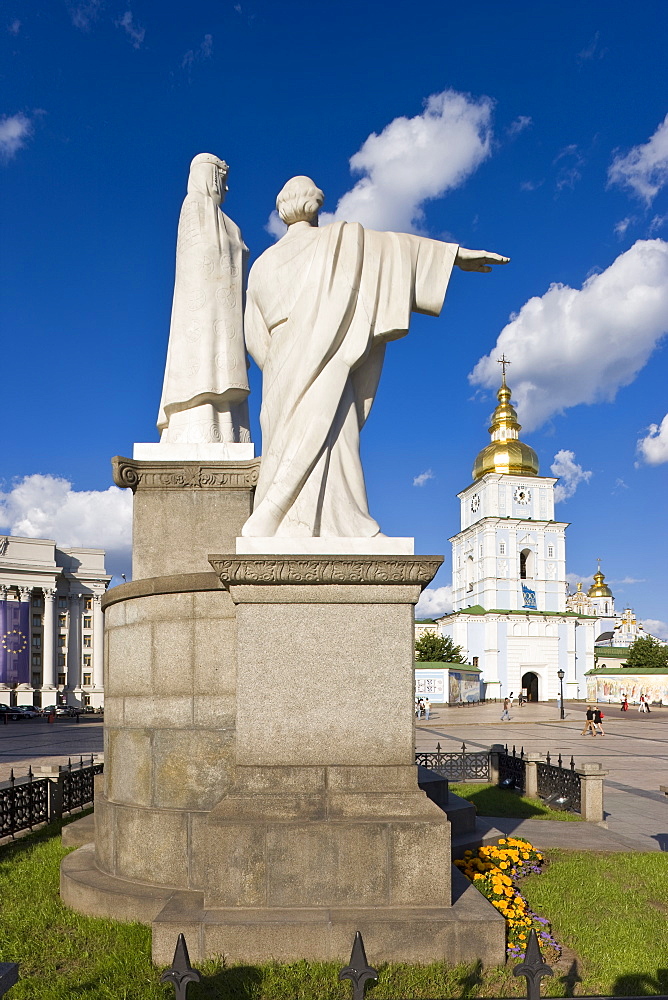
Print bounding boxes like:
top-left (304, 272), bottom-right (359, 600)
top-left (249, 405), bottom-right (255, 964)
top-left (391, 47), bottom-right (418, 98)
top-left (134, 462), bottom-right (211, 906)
top-left (276, 176), bottom-right (324, 226)
top-left (188, 153), bottom-right (230, 204)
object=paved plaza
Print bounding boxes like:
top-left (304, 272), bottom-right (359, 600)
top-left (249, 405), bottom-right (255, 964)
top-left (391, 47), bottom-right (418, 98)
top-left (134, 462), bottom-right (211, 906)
top-left (0, 717), bottom-right (103, 782)
top-left (1, 703), bottom-right (666, 852)
top-left (417, 700), bottom-right (668, 852)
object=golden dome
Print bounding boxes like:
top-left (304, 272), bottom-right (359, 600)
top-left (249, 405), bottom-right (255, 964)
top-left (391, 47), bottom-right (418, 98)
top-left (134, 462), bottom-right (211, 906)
top-left (588, 569), bottom-right (613, 598)
top-left (472, 375), bottom-right (539, 481)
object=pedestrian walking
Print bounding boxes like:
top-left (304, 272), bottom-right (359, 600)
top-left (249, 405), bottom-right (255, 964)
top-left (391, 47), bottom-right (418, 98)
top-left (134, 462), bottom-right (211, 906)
top-left (424, 697), bottom-right (431, 721)
top-left (500, 697), bottom-right (511, 721)
top-left (581, 705), bottom-right (597, 736)
top-left (593, 708), bottom-right (605, 735)
top-left (518, 691), bottom-right (524, 707)
top-left (621, 696), bottom-right (629, 712)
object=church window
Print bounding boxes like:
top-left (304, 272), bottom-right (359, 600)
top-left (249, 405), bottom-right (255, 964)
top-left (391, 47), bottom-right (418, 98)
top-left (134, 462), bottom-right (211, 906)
top-left (466, 555), bottom-right (474, 592)
top-left (499, 542), bottom-right (505, 555)
top-left (548, 545), bottom-right (554, 558)
top-left (519, 548), bottom-right (534, 580)
top-left (479, 544), bottom-right (483, 556)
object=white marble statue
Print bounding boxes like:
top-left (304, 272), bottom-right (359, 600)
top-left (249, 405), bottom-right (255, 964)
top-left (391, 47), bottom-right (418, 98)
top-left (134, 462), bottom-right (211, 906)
top-left (242, 176), bottom-right (509, 538)
top-left (158, 153), bottom-right (251, 445)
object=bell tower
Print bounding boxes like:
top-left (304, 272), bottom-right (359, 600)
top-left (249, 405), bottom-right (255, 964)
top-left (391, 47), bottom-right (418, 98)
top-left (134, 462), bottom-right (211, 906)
top-left (450, 357), bottom-right (568, 613)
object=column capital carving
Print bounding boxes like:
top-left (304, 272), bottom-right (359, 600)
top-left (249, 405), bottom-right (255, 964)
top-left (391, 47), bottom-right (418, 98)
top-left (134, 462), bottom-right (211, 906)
top-left (44, 588), bottom-right (57, 601)
top-left (18, 586), bottom-right (32, 602)
top-left (112, 455), bottom-right (261, 493)
top-left (209, 554), bottom-right (443, 587)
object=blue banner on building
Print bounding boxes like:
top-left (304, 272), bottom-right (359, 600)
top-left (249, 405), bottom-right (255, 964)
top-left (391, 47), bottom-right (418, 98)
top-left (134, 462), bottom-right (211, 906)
top-left (521, 585), bottom-right (537, 610)
top-left (0, 599), bottom-right (30, 684)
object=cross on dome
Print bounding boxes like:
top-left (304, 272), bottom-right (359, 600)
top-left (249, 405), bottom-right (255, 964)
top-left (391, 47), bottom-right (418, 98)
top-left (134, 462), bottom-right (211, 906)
top-left (497, 354), bottom-right (512, 379)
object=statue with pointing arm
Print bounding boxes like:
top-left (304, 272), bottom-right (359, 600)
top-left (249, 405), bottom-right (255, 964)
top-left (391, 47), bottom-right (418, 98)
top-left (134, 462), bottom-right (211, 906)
top-left (241, 175), bottom-right (508, 539)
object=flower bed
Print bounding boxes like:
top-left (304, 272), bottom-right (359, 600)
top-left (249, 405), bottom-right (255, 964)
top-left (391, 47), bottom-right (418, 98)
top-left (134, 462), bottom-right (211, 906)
top-left (454, 837), bottom-right (560, 961)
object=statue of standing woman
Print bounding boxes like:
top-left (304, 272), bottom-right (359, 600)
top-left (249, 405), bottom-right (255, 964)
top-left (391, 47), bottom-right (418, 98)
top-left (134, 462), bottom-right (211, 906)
top-left (158, 153), bottom-right (251, 445)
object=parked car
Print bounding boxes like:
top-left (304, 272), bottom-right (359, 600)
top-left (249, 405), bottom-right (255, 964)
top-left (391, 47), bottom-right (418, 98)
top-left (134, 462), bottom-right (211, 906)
top-left (16, 706), bottom-right (42, 718)
top-left (0, 705), bottom-right (27, 721)
top-left (55, 705), bottom-right (79, 717)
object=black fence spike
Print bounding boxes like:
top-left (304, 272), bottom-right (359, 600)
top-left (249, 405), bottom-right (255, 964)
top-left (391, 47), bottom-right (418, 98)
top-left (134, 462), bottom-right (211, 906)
top-left (557, 753), bottom-right (563, 768)
top-left (461, 742), bottom-right (466, 754)
top-left (570, 756), bottom-right (575, 770)
top-left (513, 928), bottom-right (554, 1000)
top-left (339, 931), bottom-right (378, 1000)
top-left (436, 742), bottom-right (441, 753)
top-left (521, 746), bottom-right (525, 758)
top-left (160, 933), bottom-right (202, 999)
top-left (546, 751), bottom-right (551, 766)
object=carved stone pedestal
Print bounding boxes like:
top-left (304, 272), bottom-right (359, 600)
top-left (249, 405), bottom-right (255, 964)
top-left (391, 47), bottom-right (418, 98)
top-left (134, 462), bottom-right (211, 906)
top-left (61, 464), bottom-right (505, 967)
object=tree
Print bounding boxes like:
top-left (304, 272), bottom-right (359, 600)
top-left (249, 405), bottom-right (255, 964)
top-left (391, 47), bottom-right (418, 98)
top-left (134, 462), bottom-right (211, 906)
top-left (415, 632), bottom-right (466, 663)
top-left (625, 635), bottom-right (668, 670)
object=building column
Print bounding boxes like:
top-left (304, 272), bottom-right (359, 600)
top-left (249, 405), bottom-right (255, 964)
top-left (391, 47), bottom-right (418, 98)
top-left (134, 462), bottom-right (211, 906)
top-left (42, 589), bottom-right (57, 689)
top-left (67, 594), bottom-right (82, 693)
top-left (92, 594), bottom-right (104, 692)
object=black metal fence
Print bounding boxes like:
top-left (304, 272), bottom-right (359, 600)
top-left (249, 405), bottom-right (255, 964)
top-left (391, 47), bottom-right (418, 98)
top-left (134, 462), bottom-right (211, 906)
top-left (498, 744), bottom-right (526, 793)
top-left (537, 752), bottom-right (581, 812)
top-left (0, 757), bottom-right (102, 841)
top-left (415, 742), bottom-right (490, 780)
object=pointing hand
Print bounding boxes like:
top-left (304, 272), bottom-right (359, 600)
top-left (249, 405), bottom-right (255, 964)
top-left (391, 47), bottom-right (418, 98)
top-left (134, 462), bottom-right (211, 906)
top-left (455, 248), bottom-right (510, 273)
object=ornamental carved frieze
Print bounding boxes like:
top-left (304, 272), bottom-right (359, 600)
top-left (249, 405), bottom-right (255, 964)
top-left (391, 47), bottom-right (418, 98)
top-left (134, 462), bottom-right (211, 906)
top-left (208, 554), bottom-right (443, 587)
top-left (111, 456), bottom-right (261, 493)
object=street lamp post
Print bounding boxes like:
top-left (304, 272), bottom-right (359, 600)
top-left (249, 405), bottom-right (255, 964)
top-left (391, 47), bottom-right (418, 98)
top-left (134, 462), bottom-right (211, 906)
top-left (557, 668), bottom-right (565, 720)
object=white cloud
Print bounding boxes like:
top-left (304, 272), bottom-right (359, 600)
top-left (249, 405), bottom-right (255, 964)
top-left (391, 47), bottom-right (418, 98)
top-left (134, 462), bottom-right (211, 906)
top-left (182, 33), bottom-right (213, 69)
top-left (413, 469), bottom-right (434, 487)
top-left (0, 474), bottom-right (131, 577)
top-left (0, 112), bottom-right (33, 162)
top-left (8, 19), bottom-right (20, 34)
top-left (610, 577), bottom-right (645, 585)
top-left (315, 89), bottom-right (493, 234)
top-left (637, 413), bottom-right (668, 464)
top-left (550, 450), bottom-right (592, 502)
top-left (67, 0), bottom-right (103, 30)
top-left (554, 144), bottom-right (585, 191)
top-left (469, 239), bottom-right (668, 430)
top-left (265, 210), bottom-right (286, 240)
top-left (641, 619), bottom-right (668, 641)
top-left (614, 217), bottom-right (632, 237)
top-left (507, 115), bottom-right (532, 137)
top-left (608, 114), bottom-right (668, 206)
top-left (116, 10), bottom-right (144, 48)
top-left (520, 179), bottom-right (543, 192)
top-left (416, 585), bottom-right (454, 619)
top-left (577, 31), bottom-right (605, 63)
top-left (649, 213), bottom-right (668, 235)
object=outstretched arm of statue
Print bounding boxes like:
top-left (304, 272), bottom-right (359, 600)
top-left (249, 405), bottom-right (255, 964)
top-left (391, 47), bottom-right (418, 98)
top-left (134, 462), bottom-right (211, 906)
top-left (455, 248), bottom-right (510, 273)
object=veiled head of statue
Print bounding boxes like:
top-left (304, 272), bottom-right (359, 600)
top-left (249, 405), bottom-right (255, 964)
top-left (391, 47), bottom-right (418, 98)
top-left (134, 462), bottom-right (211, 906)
top-left (188, 153), bottom-right (229, 204)
top-left (276, 176), bottom-right (324, 226)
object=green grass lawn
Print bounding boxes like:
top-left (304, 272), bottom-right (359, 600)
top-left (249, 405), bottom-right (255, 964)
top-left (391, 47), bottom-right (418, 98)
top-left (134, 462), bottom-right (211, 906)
top-left (450, 783), bottom-right (584, 821)
top-left (1, 819), bottom-right (667, 997)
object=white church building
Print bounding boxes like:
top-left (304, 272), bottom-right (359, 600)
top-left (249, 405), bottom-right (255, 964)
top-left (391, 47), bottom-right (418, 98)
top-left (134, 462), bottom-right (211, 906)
top-left (435, 369), bottom-right (597, 702)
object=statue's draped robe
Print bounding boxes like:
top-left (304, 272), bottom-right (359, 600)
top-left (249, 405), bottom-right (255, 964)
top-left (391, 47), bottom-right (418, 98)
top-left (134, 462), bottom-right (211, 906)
top-left (242, 221), bottom-right (457, 537)
top-left (158, 170), bottom-right (251, 443)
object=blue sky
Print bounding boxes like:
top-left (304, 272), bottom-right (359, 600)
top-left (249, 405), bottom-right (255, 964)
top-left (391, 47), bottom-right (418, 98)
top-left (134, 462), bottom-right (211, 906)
top-left (1, 0), bottom-right (667, 633)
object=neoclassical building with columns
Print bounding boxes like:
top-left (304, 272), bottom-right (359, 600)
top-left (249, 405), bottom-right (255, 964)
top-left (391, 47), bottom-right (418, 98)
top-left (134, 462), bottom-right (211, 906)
top-left (0, 536), bottom-right (110, 709)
